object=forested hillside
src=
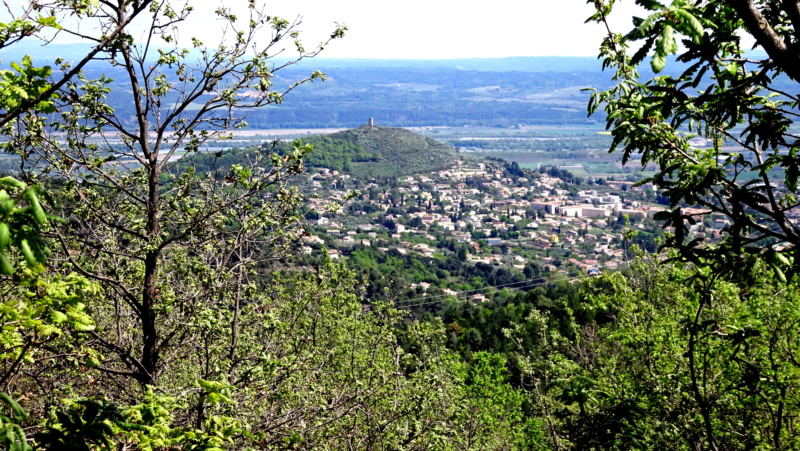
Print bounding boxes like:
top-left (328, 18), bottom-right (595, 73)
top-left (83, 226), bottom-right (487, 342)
top-left (321, 126), bottom-right (462, 178)
top-left (176, 125), bottom-right (463, 179)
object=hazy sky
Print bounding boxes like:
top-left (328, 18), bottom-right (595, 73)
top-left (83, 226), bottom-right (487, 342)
top-left (254, 0), bottom-right (645, 59)
top-left (1, 0), bottom-right (646, 59)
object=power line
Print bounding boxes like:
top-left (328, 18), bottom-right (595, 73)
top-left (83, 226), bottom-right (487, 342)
top-left (393, 274), bottom-right (585, 310)
top-left (390, 271), bottom-right (585, 310)
top-left (394, 274), bottom-right (569, 307)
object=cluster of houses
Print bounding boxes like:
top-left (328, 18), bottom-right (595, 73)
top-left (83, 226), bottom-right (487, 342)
top-left (299, 159), bottom-right (676, 277)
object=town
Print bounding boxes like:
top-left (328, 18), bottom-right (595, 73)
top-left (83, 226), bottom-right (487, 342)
top-left (295, 156), bottom-right (717, 303)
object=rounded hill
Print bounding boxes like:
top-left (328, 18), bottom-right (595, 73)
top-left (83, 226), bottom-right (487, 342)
top-left (321, 125), bottom-right (461, 179)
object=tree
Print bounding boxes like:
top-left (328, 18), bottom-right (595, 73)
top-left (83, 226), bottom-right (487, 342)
top-left (0, 2), bottom-right (148, 127)
top-left (572, 257), bottom-right (800, 450)
top-left (587, 0), bottom-right (800, 281)
top-left (1, 0), bottom-right (345, 390)
top-left (449, 352), bottom-right (541, 449)
top-left (0, 177), bottom-right (52, 274)
top-left (0, 177), bottom-right (101, 443)
top-left (0, 4), bottom-right (537, 449)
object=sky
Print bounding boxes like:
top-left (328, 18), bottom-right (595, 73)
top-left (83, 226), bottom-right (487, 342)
top-left (1, 0), bottom-right (647, 60)
top-left (222, 0), bottom-right (646, 59)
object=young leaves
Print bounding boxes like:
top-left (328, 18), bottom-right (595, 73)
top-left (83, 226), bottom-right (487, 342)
top-left (0, 178), bottom-right (55, 275)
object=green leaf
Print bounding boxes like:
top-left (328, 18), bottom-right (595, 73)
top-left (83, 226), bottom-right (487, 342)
top-left (652, 25), bottom-right (676, 73)
top-left (673, 8), bottom-right (705, 43)
top-left (0, 253), bottom-right (12, 275)
top-left (0, 177), bottom-right (26, 190)
top-left (635, 0), bottom-right (667, 9)
top-left (22, 189), bottom-right (46, 225)
top-left (0, 393), bottom-right (28, 420)
top-left (18, 239), bottom-right (35, 266)
top-left (0, 223), bottom-right (9, 249)
top-left (50, 310), bottom-right (68, 324)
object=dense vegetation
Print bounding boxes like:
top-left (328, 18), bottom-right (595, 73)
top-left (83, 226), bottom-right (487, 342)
top-left (0, 0), bottom-right (798, 449)
top-left (173, 125), bottom-right (464, 180)
top-left (176, 134), bottom-right (381, 175)
top-left (322, 126), bottom-right (463, 178)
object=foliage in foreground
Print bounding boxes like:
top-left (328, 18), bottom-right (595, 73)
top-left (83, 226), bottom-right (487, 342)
top-left (586, 0), bottom-right (800, 280)
top-left (515, 257), bottom-right (800, 450)
top-left (2, 254), bottom-right (539, 449)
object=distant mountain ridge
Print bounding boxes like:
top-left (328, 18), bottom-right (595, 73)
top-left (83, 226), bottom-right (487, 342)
top-left (0, 42), bottom-right (602, 72)
top-left (12, 44), bottom-right (775, 128)
top-left (0, 43), bottom-right (615, 128)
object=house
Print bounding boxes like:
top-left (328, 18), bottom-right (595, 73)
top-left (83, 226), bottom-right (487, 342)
top-left (302, 235), bottom-right (324, 245)
top-left (531, 200), bottom-right (566, 214)
top-left (582, 207), bottom-right (612, 218)
top-left (533, 238), bottom-right (552, 248)
top-left (411, 282), bottom-right (431, 291)
top-left (487, 238), bottom-right (503, 246)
